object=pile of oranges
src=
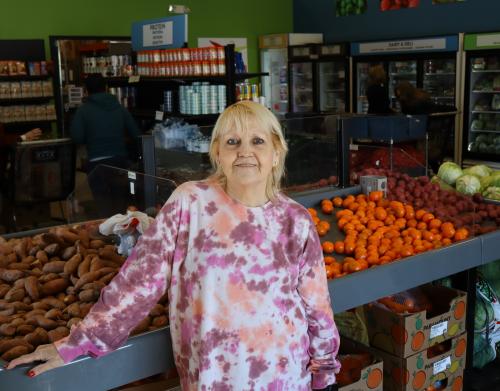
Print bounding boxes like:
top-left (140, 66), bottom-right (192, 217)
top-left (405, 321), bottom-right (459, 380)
top-left (308, 191), bottom-right (469, 280)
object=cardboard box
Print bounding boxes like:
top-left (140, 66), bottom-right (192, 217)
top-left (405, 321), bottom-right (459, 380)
top-left (375, 333), bottom-right (466, 391)
top-left (338, 337), bottom-right (384, 391)
top-left (363, 285), bottom-right (467, 357)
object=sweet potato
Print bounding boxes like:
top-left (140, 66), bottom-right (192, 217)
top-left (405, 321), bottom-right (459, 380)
top-left (44, 243), bottom-right (60, 257)
top-left (35, 315), bottom-right (58, 330)
top-left (45, 308), bottom-right (63, 320)
top-left (13, 240), bottom-right (27, 259)
top-left (0, 338), bottom-right (32, 355)
top-left (29, 268), bottom-right (43, 277)
top-left (32, 302), bottom-right (51, 311)
top-left (99, 271), bottom-right (117, 285)
top-left (16, 324), bottom-right (35, 336)
top-left (10, 317), bottom-right (25, 327)
top-left (78, 230), bottom-right (90, 248)
top-left (35, 250), bottom-right (49, 264)
top-left (22, 296), bottom-right (32, 305)
top-left (2, 345), bottom-right (30, 361)
top-left (89, 257), bottom-right (106, 273)
top-left (61, 246), bottom-right (76, 261)
top-left (0, 255), bottom-right (9, 268)
top-left (0, 284), bottom-right (10, 299)
top-left (66, 318), bottom-right (81, 329)
top-left (25, 309), bottom-right (47, 319)
top-left (56, 292), bottom-right (66, 302)
top-left (79, 303), bottom-right (93, 318)
top-left (64, 302), bottom-right (81, 318)
top-left (0, 323), bottom-right (16, 336)
top-left (24, 328), bottom-right (48, 346)
top-left (39, 273), bottom-right (59, 284)
top-left (48, 326), bottom-right (70, 343)
top-left (55, 228), bottom-right (79, 244)
top-left (99, 249), bottom-right (125, 266)
top-left (152, 315), bottom-right (168, 328)
top-left (149, 304), bottom-right (166, 317)
top-left (11, 301), bottom-right (31, 312)
top-left (0, 268), bottom-right (24, 282)
top-left (42, 278), bottom-right (69, 296)
top-left (63, 254), bottom-right (82, 276)
top-left (78, 256), bottom-right (92, 278)
top-left (131, 316), bottom-right (151, 335)
top-left (63, 294), bottom-right (78, 305)
top-left (74, 271), bottom-right (100, 290)
top-left (28, 245), bottom-right (41, 257)
top-left (42, 261), bottom-right (66, 274)
top-left (0, 314), bottom-right (9, 324)
top-left (24, 276), bottom-right (40, 300)
top-left (5, 288), bottom-right (25, 302)
top-left (13, 278), bottom-right (25, 288)
top-left (8, 262), bottom-right (30, 271)
top-left (89, 240), bottom-right (106, 249)
top-left (40, 297), bottom-right (65, 310)
top-left (41, 232), bottom-right (64, 247)
top-left (79, 289), bottom-right (99, 302)
top-left (0, 299), bottom-right (11, 310)
top-left (21, 255), bottom-right (36, 265)
top-left (0, 306), bottom-right (16, 316)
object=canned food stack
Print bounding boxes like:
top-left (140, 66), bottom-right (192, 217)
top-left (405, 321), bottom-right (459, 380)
top-left (108, 86), bottom-right (136, 108)
top-left (236, 82), bottom-right (262, 103)
top-left (82, 55), bottom-right (133, 77)
top-left (163, 90), bottom-right (173, 113)
top-left (137, 47), bottom-right (226, 77)
top-left (179, 83), bottom-right (227, 115)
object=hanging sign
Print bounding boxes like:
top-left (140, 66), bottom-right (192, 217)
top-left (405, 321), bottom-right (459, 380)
top-left (351, 35), bottom-right (458, 56)
top-left (132, 15), bottom-right (187, 51)
top-left (142, 21), bottom-right (173, 47)
top-left (464, 33), bottom-right (500, 51)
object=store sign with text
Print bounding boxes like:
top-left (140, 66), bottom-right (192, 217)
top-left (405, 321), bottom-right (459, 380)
top-left (477, 34), bottom-right (500, 48)
top-left (359, 38), bottom-right (446, 54)
top-left (131, 15), bottom-right (187, 51)
top-left (142, 22), bottom-right (173, 47)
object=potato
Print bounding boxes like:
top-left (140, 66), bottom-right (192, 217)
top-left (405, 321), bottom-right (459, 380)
top-left (0, 323), bottom-right (16, 336)
top-left (42, 278), bottom-right (69, 296)
top-left (16, 324), bottom-right (35, 336)
top-left (35, 250), bottom-right (48, 264)
top-left (44, 243), bottom-right (60, 257)
top-left (24, 328), bottom-right (48, 346)
top-left (77, 256), bottom-right (92, 278)
top-left (39, 273), bottom-right (59, 284)
top-left (48, 326), bottom-right (70, 343)
top-left (0, 268), bottom-right (24, 282)
top-left (24, 276), bottom-right (40, 300)
top-left (152, 315), bottom-right (168, 328)
top-left (63, 254), bottom-right (82, 276)
top-left (45, 308), bottom-right (63, 320)
top-left (61, 246), bottom-right (76, 261)
top-left (67, 317), bottom-right (82, 329)
top-left (1, 345), bottom-right (30, 361)
top-left (131, 316), bottom-right (151, 335)
top-left (40, 297), bottom-right (65, 310)
top-left (5, 288), bottom-right (25, 302)
top-left (42, 261), bottom-right (66, 274)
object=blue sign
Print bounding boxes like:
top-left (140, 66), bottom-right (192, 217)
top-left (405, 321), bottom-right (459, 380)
top-left (351, 35), bottom-right (458, 56)
top-left (132, 15), bottom-right (188, 51)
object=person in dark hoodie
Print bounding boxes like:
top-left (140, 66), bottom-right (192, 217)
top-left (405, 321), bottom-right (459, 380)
top-left (70, 74), bottom-right (140, 173)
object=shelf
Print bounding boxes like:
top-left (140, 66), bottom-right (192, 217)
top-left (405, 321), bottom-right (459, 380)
top-left (472, 69), bottom-right (500, 73)
top-left (130, 109), bottom-right (220, 122)
top-left (472, 110), bottom-right (500, 114)
top-left (472, 90), bottom-right (500, 94)
top-left (324, 89), bottom-right (344, 92)
top-left (0, 96), bottom-right (53, 104)
top-left (424, 72), bottom-right (455, 76)
top-left (0, 75), bottom-right (51, 81)
top-left (234, 72), bottom-right (268, 81)
top-left (470, 129), bottom-right (499, 133)
top-left (390, 72), bottom-right (416, 76)
top-left (430, 96), bottom-right (455, 99)
top-left (104, 72), bottom-right (268, 85)
top-left (2, 119), bottom-right (56, 127)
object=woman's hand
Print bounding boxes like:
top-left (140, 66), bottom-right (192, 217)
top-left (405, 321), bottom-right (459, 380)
top-left (6, 343), bottom-right (65, 377)
top-left (22, 128), bottom-right (42, 141)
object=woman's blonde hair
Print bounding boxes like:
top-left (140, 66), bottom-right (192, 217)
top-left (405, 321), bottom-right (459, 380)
top-left (208, 100), bottom-right (288, 201)
top-left (368, 64), bottom-right (387, 86)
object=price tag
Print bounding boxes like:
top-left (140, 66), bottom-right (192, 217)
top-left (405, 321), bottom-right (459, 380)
top-left (130, 181), bottom-right (135, 195)
top-left (155, 111), bottom-right (164, 121)
top-left (349, 144), bottom-right (359, 151)
top-left (430, 321), bottom-right (448, 339)
top-left (433, 355), bottom-right (451, 375)
top-left (128, 171), bottom-right (137, 180)
top-left (128, 75), bottom-right (140, 83)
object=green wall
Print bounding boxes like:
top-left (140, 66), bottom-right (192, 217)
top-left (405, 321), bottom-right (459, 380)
top-left (0, 0), bottom-right (293, 72)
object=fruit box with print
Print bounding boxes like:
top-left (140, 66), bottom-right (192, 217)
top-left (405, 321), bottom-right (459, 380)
top-left (362, 285), bottom-right (467, 358)
top-left (374, 333), bottom-right (466, 391)
top-left (337, 337), bottom-right (384, 391)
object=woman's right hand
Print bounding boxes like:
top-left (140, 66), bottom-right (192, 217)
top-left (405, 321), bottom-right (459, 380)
top-left (6, 343), bottom-right (65, 377)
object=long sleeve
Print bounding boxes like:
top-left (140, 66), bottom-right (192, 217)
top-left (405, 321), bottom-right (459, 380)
top-left (297, 221), bottom-right (341, 389)
top-left (54, 191), bottom-right (186, 363)
top-left (123, 108), bottom-right (141, 138)
top-left (69, 108), bottom-right (86, 144)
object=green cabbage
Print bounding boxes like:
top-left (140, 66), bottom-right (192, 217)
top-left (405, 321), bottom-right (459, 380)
top-left (483, 186), bottom-right (500, 201)
top-left (463, 164), bottom-right (493, 178)
top-left (437, 162), bottom-right (463, 185)
top-left (431, 175), bottom-right (455, 192)
top-left (480, 175), bottom-right (500, 191)
top-left (456, 174), bottom-right (481, 195)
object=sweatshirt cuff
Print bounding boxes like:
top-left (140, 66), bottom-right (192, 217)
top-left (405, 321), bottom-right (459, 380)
top-left (54, 329), bottom-right (104, 363)
top-left (311, 373), bottom-right (336, 389)
top-left (54, 336), bottom-right (85, 363)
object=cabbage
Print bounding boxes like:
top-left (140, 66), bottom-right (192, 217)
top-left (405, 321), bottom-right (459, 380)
top-left (437, 162), bottom-right (463, 185)
top-left (463, 164), bottom-right (492, 178)
top-left (480, 175), bottom-right (500, 191)
top-left (456, 174), bottom-right (481, 195)
top-left (431, 175), bottom-right (455, 192)
top-left (483, 186), bottom-right (500, 201)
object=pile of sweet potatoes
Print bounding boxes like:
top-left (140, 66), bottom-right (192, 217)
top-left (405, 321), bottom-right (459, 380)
top-left (0, 224), bottom-right (168, 362)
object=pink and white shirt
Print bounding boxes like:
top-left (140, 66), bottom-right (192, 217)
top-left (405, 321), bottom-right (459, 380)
top-left (55, 180), bottom-right (340, 390)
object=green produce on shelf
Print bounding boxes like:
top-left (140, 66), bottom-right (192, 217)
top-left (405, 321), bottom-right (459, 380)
top-left (463, 164), bottom-right (492, 178)
top-left (480, 172), bottom-right (500, 192)
top-left (456, 174), bottom-right (481, 196)
top-left (336, 0), bottom-right (367, 16)
top-left (437, 161), bottom-right (463, 185)
top-left (431, 175), bottom-right (455, 192)
top-left (483, 186), bottom-right (500, 201)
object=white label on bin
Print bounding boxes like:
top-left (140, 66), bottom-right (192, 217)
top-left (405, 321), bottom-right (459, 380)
top-left (128, 171), bottom-right (136, 180)
top-left (155, 110), bottom-right (164, 121)
top-left (349, 144), bottom-right (359, 151)
top-left (433, 355), bottom-right (451, 375)
top-left (130, 181), bottom-right (135, 195)
top-left (128, 75), bottom-right (140, 83)
top-left (430, 320), bottom-right (448, 339)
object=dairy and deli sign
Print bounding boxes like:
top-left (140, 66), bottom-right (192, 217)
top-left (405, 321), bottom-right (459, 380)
top-left (132, 15), bottom-right (187, 51)
top-left (359, 38), bottom-right (446, 54)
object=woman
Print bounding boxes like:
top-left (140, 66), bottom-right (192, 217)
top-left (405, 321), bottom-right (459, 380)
top-left (366, 64), bottom-right (392, 114)
top-left (394, 81), bottom-right (433, 115)
top-left (8, 101), bottom-right (340, 390)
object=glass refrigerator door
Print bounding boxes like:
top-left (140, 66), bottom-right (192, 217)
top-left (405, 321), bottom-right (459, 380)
top-left (260, 48), bottom-right (288, 116)
top-left (423, 58), bottom-right (456, 106)
top-left (389, 60), bottom-right (417, 111)
top-left (467, 54), bottom-right (500, 158)
top-left (356, 62), bottom-right (370, 113)
top-left (317, 61), bottom-right (346, 113)
top-left (290, 62), bottom-right (313, 113)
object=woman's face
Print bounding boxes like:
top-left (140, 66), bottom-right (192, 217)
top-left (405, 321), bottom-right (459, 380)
top-left (217, 122), bottom-right (278, 194)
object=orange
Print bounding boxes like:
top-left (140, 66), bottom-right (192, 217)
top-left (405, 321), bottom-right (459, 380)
top-left (307, 208), bottom-right (317, 217)
top-left (374, 207), bottom-right (388, 221)
top-left (344, 242), bottom-right (355, 255)
top-left (323, 256), bottom-right (335, 265)
top-left (441, 222), bottom-right (456, 239)
top-left (428, 218), bottom-right (442, 230)
top-left (312, 216), bottom-right (320, 226)
top-left (317, 226), bottom-right (328, 236)
top-left (317, 220), bottom-right (331, 231)
top-left (369, 190), bottom-right (383, 202)
top-left (322, 241), bottom-right (334, 254)
top-left (454, 228), bottom-right (469, 241)
top-left (422, 213), bottom-right (435, 224)
top-left (415, 209), bottom-right (426, 220)
top-left (321, 203), bottom-right (334, 215)
top-left (332, 196), bottom-right (343, 207)
top-left (334, 241), bottom-right (345, 254)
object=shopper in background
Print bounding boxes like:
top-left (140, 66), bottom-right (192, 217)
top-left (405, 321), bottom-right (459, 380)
top-left (8, 101), bottom-right (341, 390)
top-left (70, 73), bottom-right (140, 173)
top-left (394, 81), bottom-right (434, 115)
top-left (366, 64), bottom-right (393, 114)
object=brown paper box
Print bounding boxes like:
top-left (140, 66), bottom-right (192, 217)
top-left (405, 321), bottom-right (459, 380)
top-left (363, 285), bottom-right (467, 358)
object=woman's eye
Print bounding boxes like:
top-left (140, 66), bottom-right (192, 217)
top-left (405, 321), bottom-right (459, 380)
top-left (253, 137), bottom-right (265, 145)
top-left (226, 138), bottom-right (239, 145)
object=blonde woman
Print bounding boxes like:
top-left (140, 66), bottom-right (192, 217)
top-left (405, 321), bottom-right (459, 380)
top-left (366, 64), bottom-right (392, 114)
top-left (8, 101), bottom-right (341, 390)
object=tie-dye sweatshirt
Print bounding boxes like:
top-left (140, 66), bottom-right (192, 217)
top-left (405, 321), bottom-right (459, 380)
top-left (55, 180), bottom-right (341, 390)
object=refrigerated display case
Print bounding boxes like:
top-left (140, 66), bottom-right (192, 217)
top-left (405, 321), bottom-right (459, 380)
top-left (259, 33), bottom-right (323, 117)
top-left (351, 35), bottom-right (459, 114)
top-left (463, 32), bottom-right (500, 168)
top-left (288, 43), bottom-right (350, 115)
